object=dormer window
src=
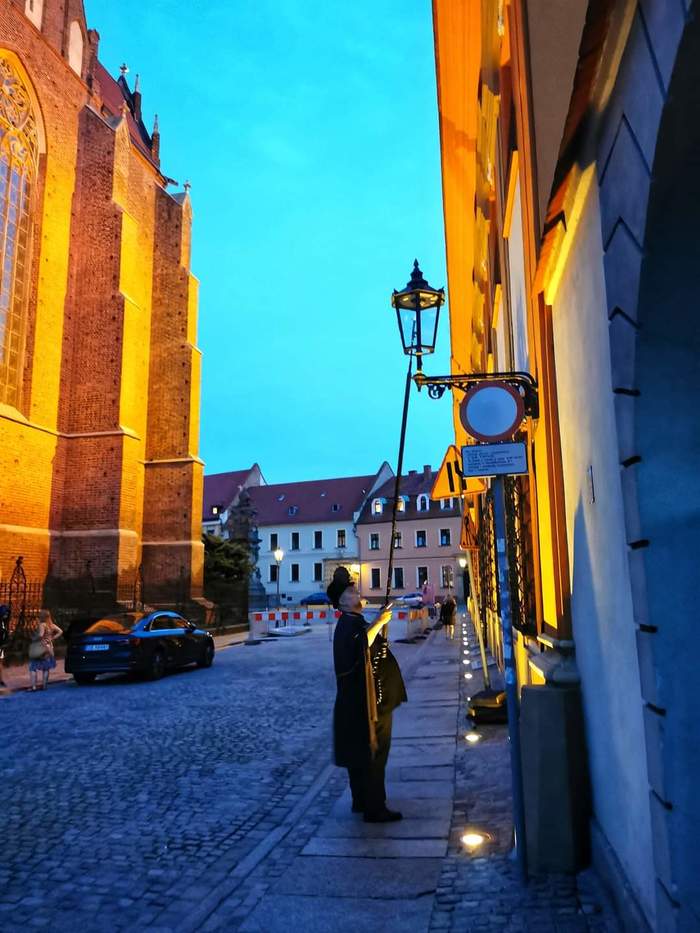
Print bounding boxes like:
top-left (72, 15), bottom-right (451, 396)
top-left (372, 499), bottom-right (383, 515)
top-left (288, 505), bottom-right (299, 516)
top-left (397, 498), bottom-right (406, 513)
top-left (440, 497), bottom-right (454, 510)
top-left (417, 494), bottom-right (429, 512)
top-left (211, 505), bottom-right (219, 516)
top-left (332, 503), bottom-right (341, 512)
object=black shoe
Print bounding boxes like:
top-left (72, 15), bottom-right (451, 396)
top-left (363, 808), bottom-right (403, 823)
top-left (351, 801), bottom-right (365, 813)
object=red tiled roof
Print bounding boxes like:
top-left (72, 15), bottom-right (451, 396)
top-left (203, 469), bottom-right (256, 520)
top-left (248, 475), bottom-right (376, 526)
top-left (356, 468), bottom-right (460, 523)
top-left (93, 62), bottom-right (156, 165)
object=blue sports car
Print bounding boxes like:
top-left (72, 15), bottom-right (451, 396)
top-left (65, 610), bottom-right (215, 685)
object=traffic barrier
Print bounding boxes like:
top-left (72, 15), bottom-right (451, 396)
top-left (248, 606), bottom-right (429, 640)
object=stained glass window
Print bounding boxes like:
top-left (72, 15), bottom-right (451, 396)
top-left (0, 58), bottom-right (38, 408)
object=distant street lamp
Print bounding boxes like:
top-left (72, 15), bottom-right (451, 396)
top-left (274, 548), bottom-right (284, 613)
top-left (458, 555), bottom-right (469, 606)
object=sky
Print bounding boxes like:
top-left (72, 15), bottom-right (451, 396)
top-left (89, 0), bottom-right (454, 484)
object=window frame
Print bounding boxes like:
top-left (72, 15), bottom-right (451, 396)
top-left (313, 530), bottom-right (323, 550)
top-left (290, 563), bottom-right (300, 583)
top-left (415, 529), bottom-right (427, 549)
top-left (336, 529), bottom-right (346, 549)
top-left (439, 528), bottom-right (451, 547)
top-left (370, 567), bottom-right (381, 590)
top-left (369, 532), bottom-right (380, 551)
top-left (393, 566), bottom-right (404, 589)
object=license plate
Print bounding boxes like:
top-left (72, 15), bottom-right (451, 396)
top-left (85, 644), bottom-right (109, 651)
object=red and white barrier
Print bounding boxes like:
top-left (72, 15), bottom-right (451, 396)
top-left (248, 606), bottom-right (430, 640)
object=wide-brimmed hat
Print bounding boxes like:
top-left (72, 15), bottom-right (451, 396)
top-left (326, 566), bottom-right (353, 609)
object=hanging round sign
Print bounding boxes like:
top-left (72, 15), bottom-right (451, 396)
top-left (459, 381), bottom-right (525, 442)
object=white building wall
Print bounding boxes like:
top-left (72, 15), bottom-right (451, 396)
top-left (258, 520), bottom-right (358, 603)
top-left (550, 178), bottom-right (655, 919)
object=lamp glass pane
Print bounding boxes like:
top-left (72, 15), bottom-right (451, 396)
top-left (420, 306), bottom-right (439, 353)
top-left (398, 307), bottom-right (418, 353)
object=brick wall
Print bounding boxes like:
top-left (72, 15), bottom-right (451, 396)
top-left (0, 1), bottom-right (204, 605)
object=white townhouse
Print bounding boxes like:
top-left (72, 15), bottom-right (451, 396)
top-left (249, 464), bottom-right (393, 604)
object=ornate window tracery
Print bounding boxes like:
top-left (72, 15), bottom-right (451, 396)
top-left (0, 57), bottom-right (38, 408)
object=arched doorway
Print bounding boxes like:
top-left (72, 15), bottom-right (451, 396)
top-left (634, 8), bottom-right (700, 929)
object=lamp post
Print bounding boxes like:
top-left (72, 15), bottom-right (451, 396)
top-left (273, 548), bottom-right (284, 619)
top-left (458, 555), bottom-right (469, 606)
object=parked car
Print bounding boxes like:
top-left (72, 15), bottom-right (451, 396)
top-left (65, 611), bottom-right (215, 685)
top-left (299, 592), bottom-right (331, 606)
top-left (395, 592), bottom-right (424, 607)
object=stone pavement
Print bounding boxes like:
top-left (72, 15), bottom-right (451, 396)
top-left (0, 618), bottom-right (618, 932)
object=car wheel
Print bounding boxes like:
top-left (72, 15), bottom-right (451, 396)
top-left (197, 642), bottom-right (214, 668)
top-left (73, 673), bottom-right (96, 686)
top-left (149, 650), bottom-right (166, 680)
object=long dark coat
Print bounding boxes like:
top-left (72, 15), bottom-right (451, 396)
top-left (333, 611), bottom-right (407, 768)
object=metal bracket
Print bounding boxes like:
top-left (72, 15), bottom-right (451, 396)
top-left (413, 370), bottom-right (539, 420)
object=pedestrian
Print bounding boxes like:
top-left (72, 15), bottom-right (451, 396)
top-left (27, 610), bottom-right (62, 691)
top-left (0, 604), bottom-right (10, 688)
top-left (327, 567), bottom-right (407, 823)
top-left (439, 594), bottom-right (456, 639)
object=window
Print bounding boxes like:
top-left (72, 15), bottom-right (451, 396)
top-left (371, 568), bottom-right (381, 589)
top-left (372, 498), bottom-right (383, 515)
top-left (314, 530), bottom-right (323, 549)
top-left (415, 529), bottom-right (427, 548)
top-left (68, 21), bottom-right (83, 75)
top-left (269, 564), bottom-right (278, 583)
top-left (0, 57), bottom-right (39, 409)
top-left (332, 503), bottom-right (341, 512)
top-left (269, 532), bottom-right (278, 551)
top-left (288, 505), bottom-right (299, 516)
top-left (440, 528), bottom-right (451, 547)
top-left (440, 498), bottom-right (454, 510)
top-left (313, 562), bottom-right (323, 582)
top-left (417, 566), bottom-right (428, 587)
top-left (337, 529), bottom-right (346, 548)
top-left (291, 531), bottom-right (300, 551)
top-left (441, 565), bottom-right (454, 589)
top-left (393, 567), bottom-right (404, 589)
top-left (25, 0), bottom-right (43, 29)
top-left (290, 563), bottom-right (300, 583)
top-left (393, 531), bottom-right (402, 549)
top-left (417, 494), bottom-right (429, 512)
top-left (211, 505), bottom-right (219, 516)
top-left (369, 533), bottom-right (380, 551)
top-left (397, 497), bottom-right (406, 512)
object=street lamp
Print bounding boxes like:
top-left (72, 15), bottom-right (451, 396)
top-left (274, 548), bottom-right (284, 613)
top-left (391, 259), bottom-right (444, 374)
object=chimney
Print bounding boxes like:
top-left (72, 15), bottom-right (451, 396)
top-left (408, 469), bottom-right (417, 476)
top-left (423, 464), bottom-right (432, 480)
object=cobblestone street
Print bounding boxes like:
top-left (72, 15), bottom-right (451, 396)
top-left (1, 623), bottom-right (617, 932)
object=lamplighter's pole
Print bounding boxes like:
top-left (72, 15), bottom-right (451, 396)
top-left (383, 352), bottom-right (413, 624)
top-left (492, 474), bottom-right (528, 883)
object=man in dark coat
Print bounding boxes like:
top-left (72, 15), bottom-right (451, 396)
top-left (328, 567), bottom-right (407, 823)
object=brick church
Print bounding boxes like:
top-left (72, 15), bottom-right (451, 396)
top-left (0, 0), bottom-right (204, 607)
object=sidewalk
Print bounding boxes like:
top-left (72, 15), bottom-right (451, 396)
top-left (0, 629), bottom-right (250, 695)
top-left (209, 617), bottom-right (616, 933)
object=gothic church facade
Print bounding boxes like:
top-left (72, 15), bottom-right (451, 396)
top-left (0, 0), bottom-right (204, 605)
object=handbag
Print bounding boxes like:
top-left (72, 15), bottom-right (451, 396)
top-left (28, 638), bottom-right (47, 660)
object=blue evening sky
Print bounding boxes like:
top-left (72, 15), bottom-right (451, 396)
top-left (89, 0), bottom-right (453, 484)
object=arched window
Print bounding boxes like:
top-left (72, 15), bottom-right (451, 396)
top-left (417, 494), bottom-right (429, 512)
top-left (68, 21), bottom-right (83, 76)
top-left (0, 57), bottom-right (38, 409)
top-left (372, 498), bottom-right (383, 515)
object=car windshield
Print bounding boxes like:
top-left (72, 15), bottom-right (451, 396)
top-left (83, 613), bottom-right (146, 635)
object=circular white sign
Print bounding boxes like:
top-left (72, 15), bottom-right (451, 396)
top-left (459, 382), bottom-right (524, 442)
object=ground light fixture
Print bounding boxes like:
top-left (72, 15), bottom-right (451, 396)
top-left (461, 831), bottom-right (491, 851)
top-left (465, 732), bottom-right (481, 744)
top-left (464, 672), bottom-right (473, 680)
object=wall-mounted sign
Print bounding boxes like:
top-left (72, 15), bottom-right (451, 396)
top-left (459, 381), bottom-right (525, 442)
top-left (461, 442), bottom-right (528, 477)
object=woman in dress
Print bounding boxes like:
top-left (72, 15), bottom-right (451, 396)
top-left (28, 610), bottom-right (62, 691)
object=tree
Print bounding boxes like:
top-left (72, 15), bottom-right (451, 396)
top-left (202, 534), bottom-right (252, 586)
